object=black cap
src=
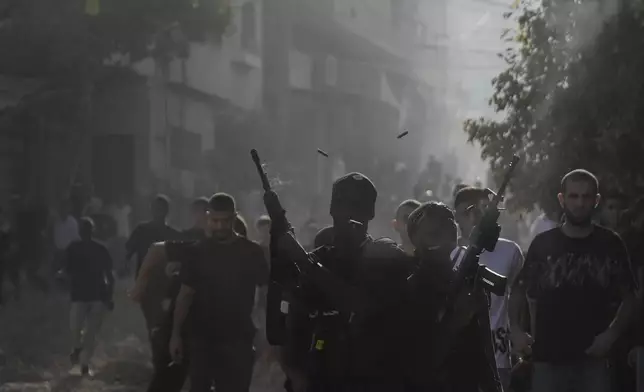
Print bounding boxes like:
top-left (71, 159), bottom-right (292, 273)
top-left (330, 172), bottom-right (377, 221)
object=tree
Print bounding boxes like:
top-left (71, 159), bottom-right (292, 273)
top-left (464, 0), bottom-right (644, 211)
top-left (0, 0), bottom-right (230, 74)
top-left (0, 0), bottom-right (231, 200)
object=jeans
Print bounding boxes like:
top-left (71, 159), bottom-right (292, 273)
top-left (189, 338), bottom-right (256, 392)
top-left (70, 301), bottom-right (106, 365)
top-left (532, 359), bottom-right (612, 392)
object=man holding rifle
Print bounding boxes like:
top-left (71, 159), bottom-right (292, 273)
top-left (251, 149), bottom-right (519, 391)
top-left (403, 201), bottom-right (502, 392)
top-left (277, 172), bottom-right (411, 391)
top-left (454, 187), bottom-right (524, 390)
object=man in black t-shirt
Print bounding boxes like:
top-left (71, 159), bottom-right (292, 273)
top-left (509, 169), bottom-right (636, 392)
top-left (126, 195), bottom-right (180, 334)
top-left (126, 195), bottom-right (180, 277)
top-left (139, 197), bottom-right (208, 392)
top-left (66, 217), bottom-right (114, 376)
top-left (403, 201), bottom-right (502, 392)
top-left (132, 194), bottom-right (266, 392)
top-left (170, 193), bottom-right (268, 392)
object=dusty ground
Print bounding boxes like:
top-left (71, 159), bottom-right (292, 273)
top-left (0, 278), bottom-right (285, 392)
top-left (0, 278), bottom-right (152, 391)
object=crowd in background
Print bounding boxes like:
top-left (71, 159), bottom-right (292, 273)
top-left (1, 159), bottom-right (643, 392)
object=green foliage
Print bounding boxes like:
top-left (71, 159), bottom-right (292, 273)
top-left (0, 0), bottom-right (231, 80)
top-left (465, 0), bottom-right (644, 211)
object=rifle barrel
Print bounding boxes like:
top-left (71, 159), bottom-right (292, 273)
top-left (491, 155), bottom-right (520, 206)
top-left (250, 149), bottom-right (272, 192)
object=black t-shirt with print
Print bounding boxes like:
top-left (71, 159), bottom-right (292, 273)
top-left (180, 236), bottom-right (269, 341)
top-left (516, 225), bottom-right (635, 362)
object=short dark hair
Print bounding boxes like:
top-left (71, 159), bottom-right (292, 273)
top-left (407, 202), bottom-right (456, 245)
top-left (192, 197), bottom-right (209, 211)
top-left (396, 199), bottom-right (421, 222)
top-left (454, 187), bottom-right (488, 210)
top-left (561, 169), bottom-right (599, 194)
top-left (79, 216), bottom-right (95, 236)
top-left (153, 194), bottom-right (171, 211)
top-left (234, 215), bottom-right (248, 237)
top-left (256, 215), bottom-right (271, 228)
top-left (208, 193), bottom-right (236, 213)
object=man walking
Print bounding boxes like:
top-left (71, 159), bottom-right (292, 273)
top-left (66, 217), bottom-right (114, 376)
top-left (510, 169), bottom-right (636, 392)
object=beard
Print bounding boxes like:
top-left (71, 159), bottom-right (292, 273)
top-left (563, 205), bottom-right (593, 227)
top-left (212, 229), bottom-right (234, 241)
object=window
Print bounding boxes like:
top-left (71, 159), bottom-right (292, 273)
top-left (170, 127), bottom-right (202, 171)
top-left (241, 2), bottom-right (257, 51)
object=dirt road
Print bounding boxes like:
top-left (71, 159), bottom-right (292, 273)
top-left (0, 278), bottom-right (285, 392)
top-left (0, 279), bottom-right (152, 391)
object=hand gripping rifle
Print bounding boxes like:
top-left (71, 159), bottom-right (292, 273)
top-left (429, 155), bottom-right (520, 372)
top-left (251, 149), bottom-right (297, 345)
top-left (449, 155), bottom-right (520, 300)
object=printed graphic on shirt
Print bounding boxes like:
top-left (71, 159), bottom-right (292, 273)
top-left (539, 253), bottom-right (613, 289)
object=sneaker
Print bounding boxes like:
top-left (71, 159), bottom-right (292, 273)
top-left (81, 365), bottom-right (94, 377)
top-left (69, 348), bottom-right (81, 365)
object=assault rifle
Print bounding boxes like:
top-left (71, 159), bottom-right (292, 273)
top-left (448, 155), bottom-right (520, 301)
top-left (429, 155), bottom-right (520, 373)
top-left (251, 149), bottom-right (297, 345)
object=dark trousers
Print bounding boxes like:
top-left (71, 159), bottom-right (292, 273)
top-left (532, 359), bottom-right (612, 392)
top-left (189, 338), bottom-right (255, 392)
top-left (306, 378), bottom-right (407, 392)
top-left (147, 326), bottom-right (189, 392)
top-left (0, 256), bottom-right (5, 304)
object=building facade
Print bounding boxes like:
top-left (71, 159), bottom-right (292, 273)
top-left (91, 0), bottom-right (264, 224)
top-left (92, 0), bottom-right (439, 228)
top-left (262, 0), bottom-right (435, 229)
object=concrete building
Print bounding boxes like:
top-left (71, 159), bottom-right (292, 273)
top-left (262, 0), bottom-right (434, 227)
top-left (91, 0), bottom-right (439, 227)
top-left (91, 0), bottom-right (264, 223)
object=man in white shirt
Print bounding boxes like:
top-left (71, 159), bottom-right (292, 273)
top-left (454, 187), bottom-right (525, 391)
top-left (54, 200), bottom-right (80, 271)
top-left (107, 194), bottom-right (132, 239)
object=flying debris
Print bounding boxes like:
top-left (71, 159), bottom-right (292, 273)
top-left (397, 130), bottom-right (409, 139)
top-left (317, 148), bottom-right (329, 158)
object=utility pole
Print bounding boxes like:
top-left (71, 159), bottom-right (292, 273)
top-left (261, 0), bottom-right (292, 164)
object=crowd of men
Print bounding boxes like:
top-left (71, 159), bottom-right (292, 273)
top-left (0, 166), bottom-right (642, 392)
top-left (129, 167), bottom-right (642, 392)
